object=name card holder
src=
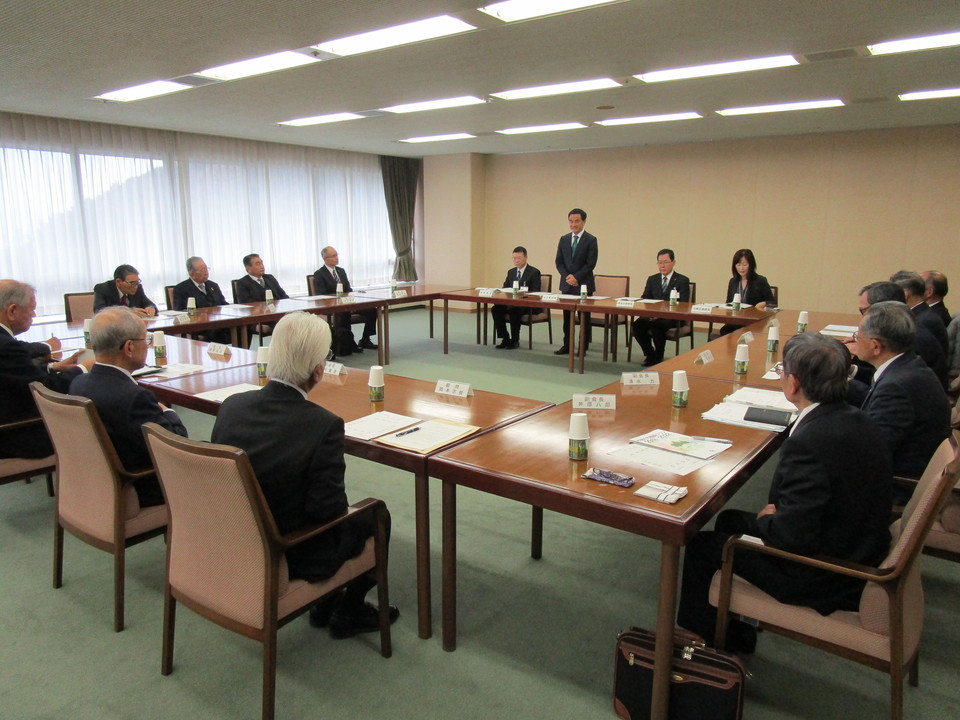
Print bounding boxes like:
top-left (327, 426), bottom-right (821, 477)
top-left (392, 289), bottom-right (408, 299)
top-left (338, 296), bottom-right (356, 305)
top-left (616, 298), bottom-right (638, 308)
top-left (740, 331), bottom-right (755, 343)
top-left (691, 303), bottom-right (714, 314)
top-left (207, 342), bottom-right (231, 357)
top-left (478, 288), bottom-right (497, 298)
top-left (695, 349), bottom-right (715, 365)
top-left (324, 360), bottom-right (346, 375)
top-left (621, 372), bottom-right (660, 386)
top-left (572, 393), bottom-right (617, 409)
top-left (172, 312), bottom-right (191, 324)
top-left (435, 379), bottom-right (473, 398)
top-left (541, 293), bottom-right (560, 303)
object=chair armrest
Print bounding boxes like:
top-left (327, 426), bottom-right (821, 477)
top-left (0, 416), bottom-right (45, 432)
top-left (118, 467), bottom-right (159, 486)
top-left (277, 497), bottom-right (386, 551)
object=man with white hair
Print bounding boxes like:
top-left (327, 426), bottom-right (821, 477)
top-left (211, 311), bottom-right (397, 638)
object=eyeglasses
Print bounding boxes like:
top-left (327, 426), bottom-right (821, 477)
top-left (326, 349), bottom-right (335, 361)
top-left (122, 279), bottom-right (142, 286)
top-left (851, 331), bottom-right (873, 342)
top-left (126, 334), bottom-right (154, 347)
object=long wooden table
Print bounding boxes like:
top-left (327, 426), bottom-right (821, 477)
top-left (428, 374), bottom-right (784, 719)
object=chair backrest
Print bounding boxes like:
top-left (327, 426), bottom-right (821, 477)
top-left (63, 292), bottom-right (95, 322)
top-left (769, 285), bottom-right (779, 306)
top-left (306, 274), bottom-right (316, 295)
top-left (688, 281), bottom-right (697, 303)
top-left (540, 273), bottom-right (552, 293)
top-left (144, 423), bottom-right (279, 629)
top-left (594, 274), bottom-right (629, 297)
top-left (230, 279), bottom-right (240, 304)
top-left (30, 382), bottom-right (129, 542)
top-left (164, 285), bottom-right (175, 310)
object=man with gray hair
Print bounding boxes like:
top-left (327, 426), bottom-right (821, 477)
top-left (69, 307), bottom-right (187, 507)
top-left (890, 270), bottom-right (948, 353)
top-left (850, 300), bottom-right (949, 480)
top-left (1, 279), bottom-right (90, 459)
top-left (173, 256), bottom-right (230, 344)
top-left (678, 333), bottom-right (892, 653)
top-left (212, 312), bottom-right (397, 638)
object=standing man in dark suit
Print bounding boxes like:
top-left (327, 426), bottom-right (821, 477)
top-left (173, 257), bottom-right (230, 344)
top-left (890, 270), bottom-right (948, 354)
top-left (678, 333), bottom-right (893, 653)
top-left (235, 253), bottom-right (289, 303)
top-left (554, 208), bottom-right (598, 355)
top-left (849, 301), bottom-right (949, 481)
top-left (492, 246), bottom-right (542, 349)
top-left (313, 246), bottom-right (377, 355)
top-left (212, 312), bottom-right (397, 638)
top-left (1, 280), bottom-right (90, 459)
top-left (632, 248), bottom-right (691, 366)
top-left (69, 307), bottom-right (187, 507)
top-left (922, 270), bottom-right (951, 327)
top-left (93, 264), bottom-right (157, 316)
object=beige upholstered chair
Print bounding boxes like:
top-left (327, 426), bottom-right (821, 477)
top-left (665, 281), bottom-right (697, 354)
top-left (0, 417), bottom-right (55, 496)
top-left (63, 291), bottom-right (95, 322)
top-left (163, 284), bottom-right (175, 311)
top-left (518, 273), bottom-right (553, 348)
top-left (590, 274), bottom-right (629, 360)
top-left (30, 382), bottom-right (168, 632)
top-left (711, 436), bottom-right (960, 720)
top-left (143, 423), bottom-right (392, 720)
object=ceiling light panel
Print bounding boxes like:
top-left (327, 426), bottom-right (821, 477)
top-left (496, 122), bottom-right (587, 134)
top-left (716, 99), bottom-right (844, 116)
top-left (95, 80), bottom-right (192, 102)
top-left (899, 87), bottom-right (960, 101)
top-left (277, 113), bottom-right (365, 127)
top-left (400, 133), bottom-right (476, 143)
top-left (596, 112), bottom-right (702, 126)
top-left (196, 51), bottom-right (318, 81)
top-left (491, 78), bottom-right (620, 100)
top-left (868, 30), bottom-right (960, 55)
top-left (381, 96), bottom-right (485, 113)
top-left (478, 0), bottom-right (619, 22)
top-left (313, 16), bottom-right (475, 57)
top-left (636, 55), bottom-right (798, 83)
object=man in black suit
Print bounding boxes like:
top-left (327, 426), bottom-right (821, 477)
top-left (235, 253), bottom-right (289, 303)
top-left (849, 301), bottom-right (950, 481)
top-left (922, 270), bottom-right (951, 327)
top-left (678, 333), bottom-right (893, 653)
top-left (632, 248), bottom-right (691, 366)
top-left (1, 280), bottom-right (90, 459)
top-left (492, 246), bottom-right (542, 349)
top-left (93, 264), bottom-right (157, 316)
top-left (554, 208), bottom-right (598, 355)
top-left (890, 270), bottom-right (948, 354)
top-left (172, 257), bottom-right (231, 344)
top-left (69, 307), bottom-right (187, 506)
top-left (312, 246), bottom-right (377, 355)
top-left (212, 312), bottom-right (397, 638)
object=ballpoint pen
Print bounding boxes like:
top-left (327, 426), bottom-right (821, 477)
top-left (396, 426), bottom-right (421, 437)
top-left (691, 435), bottom-right (733, 444)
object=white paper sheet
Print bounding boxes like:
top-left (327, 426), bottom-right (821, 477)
top-left (375, 419), bottom-right (479, 452)
top-left (607, 443), bottom-right (712, 475)
top-left (193, 383), bottom-right (261, 403)
top-left (137, 363), bottom-right (205, 379)
top-left (701, 402), bottom-right (791, 431)
top-left (723, 387), bottom-right (797, 412)
top-left (343, 411), bottom-right (420, 440)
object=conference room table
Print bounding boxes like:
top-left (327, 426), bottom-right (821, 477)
top-left (427, 374), bottom-right (784, 720)
top-left (141, 360), bottom-right (554, 640)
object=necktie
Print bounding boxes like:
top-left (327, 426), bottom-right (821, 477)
top-left (571, 234), bottom-right (579, 255)
top-left (257, 277), bottom-right (265, 288)
top-left (198, 284), bottom-right (205, 294)
top-left (120, 295), bottom-right (129, 307)
top-left (661, 275), bottom-right (668, 295)
top-left (516, 268), bottom-right (521, 282)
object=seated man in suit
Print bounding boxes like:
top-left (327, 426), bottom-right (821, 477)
top-left (93, 264), bottom-right (157, 317)
top-left (632, 248), bottom-right (691, 366)
top-left (922, 270), bottom-right (951, 327)
top-left (890, 270), bottom-right (948, 354)
top-left (849, 300), bottom-right (950, 484)
top-left (678, 333), bottom-right (893, 653)
top-left (312, 246), bottom-right (377, 355)
top-left (492, 246), bottom-right (542, 349)
top-left (235, 253), bottom-right (289, 303)
top-left (172, 257), bottom-right (230, 344)
top-left (69, 307), bottom-right (187, 506)
top-left (1, 280), bottom-right (91, 459)
top-left (211, 312), bottom-right (398, 638)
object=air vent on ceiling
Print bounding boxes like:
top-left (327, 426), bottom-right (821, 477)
top-left (800, 48), bottom-right (863, 63)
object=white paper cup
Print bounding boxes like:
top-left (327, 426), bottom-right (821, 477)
top-left (336, 282), bottom-right (343, 297)
top-left (512, 281), bottom-right (520, 292)
top-left (368, 365), bottom-right (384, 401)
top-left (672, 370), bottom-right (689, 406)
top-left (731, 293), bottom-right (741, 310)
top-left (568, 412), bottom-right (589, 460)
top-left (257, 346), bottom-right (269, 379)
top-left (734, 344), bottom-right (750, 374)
top-left (797, 310), bottom-right (809, 333)
top-left (767, 325), bottom-right (780, 352)
top-left (83, 318), bottom-right (92, 346)
top-left (265, 289), bottom-right (274, 303)
top-left (152, 330), bottom-right (166, 359)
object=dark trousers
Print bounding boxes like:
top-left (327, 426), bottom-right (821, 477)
top-left (561, 310), bottom-right (591, 349)
top-left (631, 317), bottom-right (673, 361)
top-left (332, 309), bottom-right (376, 352)
top-left (492, 304), bottom-right (540, 341)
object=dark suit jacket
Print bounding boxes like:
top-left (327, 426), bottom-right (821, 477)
top-left (848, 352), bottom-right (950, 478)
top-left (0, 327), bottom-right (83, 458)
top-left (69, 364), bottom-right (187, 474)
top-left (173, 279), bottom-right (227, 311)
top-left (313, 265), bottom-right (352, 295)
top-left (93, 280), bottom-right (157, 313)
top-left (235, 274), bottom-right (289, 303)
top-left (928, 301), bottom-right (951, 328)
top-left (212, 381), bottom-right (365, 580)
top-left (641, 271), bottom-right (691, 302)
top-left (555, 231), bottom-right (598, 294)
top-left (913, 302), bottom-right (948, 354)
top-left (752, 402), bottom-right (892, 613)
top-left (499, 264), bottom-right (541, 292)
top-left (725, 274), bottom-right (774, 306)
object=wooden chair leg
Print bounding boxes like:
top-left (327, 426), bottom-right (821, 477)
top-left (161, 589), bottom-right (176, 675)
top-left (45, 471), bottom-right (55, 497)
top-left (262, 629), bottom-right (277, 720)
top-left (908, 650), bottom-right (919, 687)
top-left (531, 507), bottom-right (543, 559)
top-left (114, 546), bottom-right (125, 632)
top-left (53, 521), bottom-right (64, 588)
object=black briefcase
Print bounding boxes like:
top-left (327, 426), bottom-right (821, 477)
top-left (613, 627), bottom-right (745, 720)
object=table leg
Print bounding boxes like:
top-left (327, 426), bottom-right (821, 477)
top-left (482, 303), bottom-right (488, 345)
top-left (429, 299), bottom-right (435, 339)
top-left (567, 311), bottom-right (576, 373)
top-left (651, 543), bottom-right (680, 720)
top-left (578, 312), bottom-right (587, 374)
top-left (376, 308), bottom-right (384, 365)
top-left (442, 479), bottom-right (457, 651)
top-left (414, 470), bottom-right (432, 639)
top-left (475, 303), bottom-right (481, 345)
top-left (531, 506), bottom-right (543, 559)
top-left (611, 317), bottom-right (619, 362)
top-left (444, 299), bottom-right (449, 354)
top-left (383, 305), bottom-right (391, 365)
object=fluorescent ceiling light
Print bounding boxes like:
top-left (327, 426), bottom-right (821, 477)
top-left (899, 87), bottom-right (960, 101)
top-left (491, 78), bottom-right (619, 100)
top-left (716, 99), bottom-right (844, 116)
top-left (277, 113), bottom-right (365, 127)
top-left (479, 0), bottom-right (617, 22)
top-left (496, 122), bottom-right (586, 134)
top-left (313, 16), bottom-right (475, 57)
top-left (400, 133), bottom-right (476, 143)
top-left (196, 51), bottom-right (318, 81)
top-left (868, 30), bottom-right (960, 55)
top-left (596, 112), bottom-right (702, 126)
top-left (95, 80), bottom-right (191, 102)
top-left (381, 96), bottom-right (485, 113)
top-left (636, 55), bottom-right (798, 83)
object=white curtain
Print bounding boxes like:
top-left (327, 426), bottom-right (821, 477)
top-left (0, 112), bottom-right (393, 315)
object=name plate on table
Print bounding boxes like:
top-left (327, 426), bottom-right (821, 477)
top-left (691, 303), bottom-right (715, 314)
top-left (435, 379), bottom-right (473, 397)
top-left (572, 393), bottom-right (617, 409)
top-left (695, 349), bottom-right (715, 365)
top-left (172, 312), bottom-right (191, 324)
top-left (324, 360), bottom-right (345, 375)
top-left (740, 331), bottom-right (755, 343)
top-left (392, 289), bottom-right (408, 299)
top-left (621, 372), bottom-right (660, 386)
top-left (616, 298), bottom-right (638, 308)
top-left (540, 293), bottom-right (560, 303)
top-left (206, 342), bottom-right (231, 357)
top-left (338, 296), bottom-right (356, 304)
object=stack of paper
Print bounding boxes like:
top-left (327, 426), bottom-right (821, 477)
top-left (629, 430), bottom-right (730, 460)
top-left (702, 387), bottom-right (797, 431)
top-left (722, 387), bottom-right (797, 413)
top-left (820, 324), bottom-right (857, 338)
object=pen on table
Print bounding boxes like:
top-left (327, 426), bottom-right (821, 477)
top-left (692, 436), bottom-right (733, 444)
top-left (396, 426), bottom-right (421, 437)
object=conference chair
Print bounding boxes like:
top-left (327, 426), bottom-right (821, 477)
top-left (143, 423), bottom-right (392, 720)
top-left (518, 273), bottom-right (553, 348)
top-left (0, 417), bottom-right (55, 497)
top-left (706, 284), bottom-right (779, 341)
top-left (664, 281), bottom-right (697, 355)
top-left (30, 383), bottom-right (168, 632)
top-left (63, 291), bottom-right (95, 322)
top-left (711, 436), bottom-right (960, 720)
top-left (231, 279), bottom-right (272, 348)
top-left (307, 275), bottom-right (368, 355)
top-left (164, 285), bottom-right (175, 311)
top-left (590, 274), bottom-right (629, 361)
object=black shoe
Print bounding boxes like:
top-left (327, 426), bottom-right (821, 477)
top-left (308, 591), bottom-right (344, 628)
top-left (642, 355), bottom-right (657, 367)
top-left (496, 340), bottom-right (511, 349)
top-left (329, 602), bottom-right (399, 639)
top-left (554, 346), bottom-right (569, 355)
top-left (359, 338), bottom-right (378, 350)
top-left (507, 340), bottom-right (519, 349)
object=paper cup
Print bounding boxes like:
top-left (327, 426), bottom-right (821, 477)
top-left (731, 293), bottom-right (741, 310)
top-left (257, 346), bottom-right (269, 380)
top-left (568, 412), bottom-right (589, 460)
top-left (669, 288), bottom-right (679, 306)
top-left (672, 370), bottom-right (689, 407)
top-left (83, 318), bottom-right (92, 347)
top-left (186, 296), bottom-right (196, 314)
top-left (369, 365), bottom-right (384, 402)
top-left (767, 325), bottom-right (780, 352)
top-left (734, 344), bottom-right (750, 374)
top-left (797, 310), bottom-right (809, 333)
top-left (265, 289), bottom-right (274, 303)
top-left (336, 282), bottom-right (343, 297)
top-left (512, 280), bottom-right (520, 293)
top-left (152, 330), bottom-right (165, 359)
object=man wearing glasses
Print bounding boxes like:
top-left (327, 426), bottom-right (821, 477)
top-left (70, 307), bottom-right (186, 507)
top-left (93, 264), bottom-right (158, 317)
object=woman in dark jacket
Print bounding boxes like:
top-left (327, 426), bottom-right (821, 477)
top-left (720, 249), bottom-right (775, 336)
